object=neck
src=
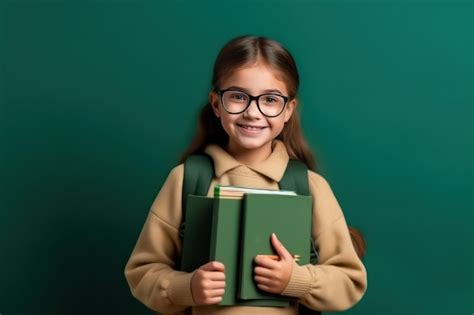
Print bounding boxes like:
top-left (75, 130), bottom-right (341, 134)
top-left (227, 141), bottom-right (273, 166)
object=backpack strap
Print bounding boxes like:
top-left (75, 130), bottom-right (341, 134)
top-left (279, 160), bottom-right (310, 196)
top-left (179, 154), bottom-right (214, 240)
top-left (179, 156), bottom-right (214, 315)
top-left (279, 159), bottom-right (319, 265)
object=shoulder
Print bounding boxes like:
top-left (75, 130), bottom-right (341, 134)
top-left (307, 170), bottom-right (334, 194)
top-left (161, 163), bottom-right (184, 189)
top-left (307, 170), bottom-right (344, 224)
top-left (148, 163), bottom-right (185, 228)
top-left (152, 163), bottom-right (185, 207)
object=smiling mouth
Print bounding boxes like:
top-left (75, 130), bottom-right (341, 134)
top-left (237, 124), bottom-right (267, 131)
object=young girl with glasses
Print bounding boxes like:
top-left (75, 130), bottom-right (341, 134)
top-left (124, 35), bottom-right (367, 315)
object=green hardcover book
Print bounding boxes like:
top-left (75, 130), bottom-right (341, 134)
top-left (180, 195), bottom-right (214, 272)
top-left (209, 198), bottom-right (241, 305)
top-left (210, 197), bottom-right (289, 307)
top-left (238, 194), bottom-right (312, 301)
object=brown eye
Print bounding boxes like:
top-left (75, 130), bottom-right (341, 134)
top-left (260, 94), bottom-right (285, 107)
top-left (264, 96), bottom-right (278, 103)
top-left (230, 92), bottom-right (248, 102)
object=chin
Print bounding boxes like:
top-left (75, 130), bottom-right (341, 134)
top-left (235, 138), bottom-right (272, 151)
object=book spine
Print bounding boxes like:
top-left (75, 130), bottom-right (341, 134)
top-left (209, 199), bottom-right (220, 261)
top-left (214, 185), bottom-right (221, 198)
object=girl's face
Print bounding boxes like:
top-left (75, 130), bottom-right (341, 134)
top-left (210, 63), bottom-right (296, 161)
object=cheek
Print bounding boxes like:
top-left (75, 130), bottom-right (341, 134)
top-left (219, 113), bottom-right (236, 131)
top-left (268, 117), bottom-right (286, 132)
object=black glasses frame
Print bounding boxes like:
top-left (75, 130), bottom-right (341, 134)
top-left (218, 88), bottom-right (289, 118)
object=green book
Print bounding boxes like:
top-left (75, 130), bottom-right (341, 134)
top-left (180, 195), bottom-right (214, 272)
top-left (210, 197), bottom-right (289, 307)
top-left (238, 194), bottom-right (312, 301)
top-left (182, 193), bottom-right (302, 307)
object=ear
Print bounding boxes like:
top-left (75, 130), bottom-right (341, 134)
top-left (283, 98), bottom-right (297, 123)
top-left (209, 91), bottom-right (221, 118)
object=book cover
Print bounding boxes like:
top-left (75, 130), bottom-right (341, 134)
top-left (209, 197), bottom-right (290, 307)
top-left (209, 197), bottom-right (242, 305)
top-left (238, 194), bottom-right (312, 300)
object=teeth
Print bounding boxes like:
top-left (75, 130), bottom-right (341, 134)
top-left (241, 125), bottom-right (263, 131)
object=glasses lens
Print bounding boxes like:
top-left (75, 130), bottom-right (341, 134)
top-left (222, 91), bottom-right (249, 113)
top-left (258, 94), bottom-right (286, 117)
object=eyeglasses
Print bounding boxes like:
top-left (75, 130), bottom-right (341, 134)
top-left (218, 88), bottom-right (289, 118)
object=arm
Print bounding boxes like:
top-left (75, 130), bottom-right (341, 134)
top-left (124, 165), bottom-right (197, 314)
top-left (281, 171), bottom-right (368, 311)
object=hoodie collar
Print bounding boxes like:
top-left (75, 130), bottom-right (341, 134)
top-left (204, 140), bottom-right (289, 182)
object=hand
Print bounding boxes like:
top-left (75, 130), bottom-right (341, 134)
top-left (253, 233), bottom-right (293, 294)
top-left (191, 261), bottom-right (226, 305)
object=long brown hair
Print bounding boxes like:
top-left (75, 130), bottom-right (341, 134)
top-left (180, 35), bottom-right (366, 259)
top-left (180, 35), bottom-right (315, 171)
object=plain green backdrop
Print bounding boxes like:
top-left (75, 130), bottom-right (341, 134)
top-left (1, 0), bottom-right (472, 314)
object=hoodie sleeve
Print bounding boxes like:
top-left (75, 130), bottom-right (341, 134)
top-left (281, 171), bottom-right (368, 311)
top-left (124, 164), bottom-right (198, 314)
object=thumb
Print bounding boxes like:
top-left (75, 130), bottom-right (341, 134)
top-left (271, 233), bottom-right (292, 260)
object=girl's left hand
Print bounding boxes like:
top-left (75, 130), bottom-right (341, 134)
top-left (253, 233), bottom-right (293, 294)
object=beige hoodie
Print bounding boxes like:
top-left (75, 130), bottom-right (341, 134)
top-left (124, 141), bottom-right (367, 315)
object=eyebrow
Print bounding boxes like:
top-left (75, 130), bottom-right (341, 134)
top-left (226, 86), bottom-right (285, 95)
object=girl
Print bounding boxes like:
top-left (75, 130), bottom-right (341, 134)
top-left (124, 35), bottom-right (367, 315)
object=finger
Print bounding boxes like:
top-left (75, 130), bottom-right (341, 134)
top-left (200, 261), bottom-right (225, 272)
top-left (257, 283), bottom-right (278, 294)
top-left (205, 280), bottom-right (226, 290)
top-left (271, 233), bottom-right (292, 260)
top-left (254, 266), bottom-right (275, 278)
top-left (204, 296), bottom-right (223, 305)
top-left (254, 255), bottom-right (280, 269)
top-left (207, 288), bottom-right (225, 298)
top-left (254, 275), bottom-right (274, 286)
top-left (206, 271), bottom-right (226, 282)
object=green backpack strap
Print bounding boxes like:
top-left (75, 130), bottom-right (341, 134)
top-left (179, 154), bottom-right (214, 240)
top-left (279, 160), bottom-right (310, 195)
top-left (279, 159), bottom-right (319, 265)
top-left (179, 154), bottom-right (214, 315)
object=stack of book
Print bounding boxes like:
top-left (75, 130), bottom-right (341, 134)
top-left (214, 185), bottom-right (297, 198)
top-left (180, 185), bottom-right (312, 307)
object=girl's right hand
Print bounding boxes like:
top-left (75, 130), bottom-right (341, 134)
top-left (191, 261), bottom-right (226, 305)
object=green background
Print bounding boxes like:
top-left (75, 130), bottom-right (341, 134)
top-left (1, 0), bottom-right (472, 314)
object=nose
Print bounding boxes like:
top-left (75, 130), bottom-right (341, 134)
top-left (244, 99), bottom-right (262, 118)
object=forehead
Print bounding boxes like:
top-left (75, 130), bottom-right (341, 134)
top-left (220, 64), bottom-right (288, 95)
